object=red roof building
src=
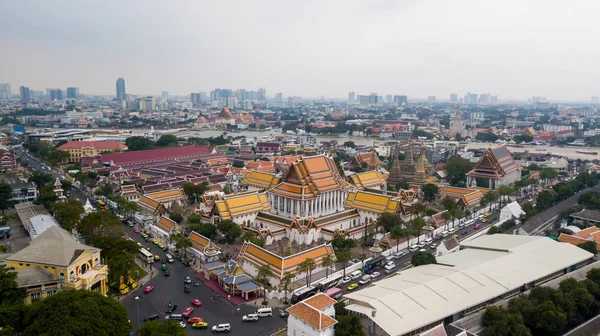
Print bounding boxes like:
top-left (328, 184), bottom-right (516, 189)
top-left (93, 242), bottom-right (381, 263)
top-left (101, 145), bottom-right (214, 167)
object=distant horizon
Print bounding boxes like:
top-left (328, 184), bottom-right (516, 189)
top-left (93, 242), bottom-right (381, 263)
top-left (2, 1), bottom-right (600, 101)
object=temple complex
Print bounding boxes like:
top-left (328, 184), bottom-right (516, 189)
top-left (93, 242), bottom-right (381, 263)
top-left (466, 145), bottom-right (521, 189)
top-left (388, 144), bottom-right (434, 186)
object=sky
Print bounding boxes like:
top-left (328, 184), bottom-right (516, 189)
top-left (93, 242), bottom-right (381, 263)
top-left (1, 0), bottom-right (599, 100)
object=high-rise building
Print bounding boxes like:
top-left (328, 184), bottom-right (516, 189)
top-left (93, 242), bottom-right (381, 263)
top-left (369, 93), bottom-right (379, 104)
top-left (227, 96), bottom-right (238, 108)
top-left (427, 96), bottom-right (436, 103)
top-left (348, 92), bottom-right (355, 102)
top-left (140, 97), bottom-right (156, 111)
top-left (450, 93), bottom-right (458, 102)
top-left (0, 84), bottom-right (11, 99)
top-left (274, 92), bottom-right (283, 101)
top-left (393, 95), bottom-right (408, 105)
top-left (244, 100), bottom-right (253, 110)
top-left (258, 87), bottom-right (267, 101)
top-left (161, 91), bottom-right (169, 99)
top-left (116, 78), bottom-right (126, 100)
top-left (49, 89), bottom-right (63, 101)
top-left (20, 86), bottom-right (31, 101)
top-left (479, 93), bottom-right (490, 104)
top-left (66, 87), bottom-right (79, 99)
top-left (491, 95), bottom-right (498, 103)
top-left (190, 93), bottom-right (201, 105)
top-left (385, 94), bottom-right (393, 103)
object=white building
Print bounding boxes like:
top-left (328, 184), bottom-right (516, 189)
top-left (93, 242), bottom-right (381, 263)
top-left (344, 235), bottom-right (593, 336)
top-left (499, 201), bottom-right (525, 223)
top-left (287, 293), bottom-right (337, 336)
top-left (542, 124), bottom-right (572, 132)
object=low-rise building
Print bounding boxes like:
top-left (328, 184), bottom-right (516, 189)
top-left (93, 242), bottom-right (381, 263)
top-left (58, 141), bottom-right (127, 163)
top-left (287, 293), bottom-right (337, 336)
top-left (570, 209), bottom-right (600, 227)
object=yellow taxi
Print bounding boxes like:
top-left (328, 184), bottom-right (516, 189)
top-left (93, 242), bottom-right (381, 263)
top-left (156, 242), bottom-right (165, 249)
top-left (482, 218), bottom-right (487, 223)
top-left (151, 239), bottom-right (158, 245)
top-left (484, 212), bottom-right (492, 218)
top-left (347, 283), bottom-right (359, 291)
top-left (145, 246), bottom-right (151, 251)
top-left (154, 255), bottom-right (160, 261)
top-left (192, 322), bottom-right (208, 329)
top-left (141, 232), bottom-right (148, 238)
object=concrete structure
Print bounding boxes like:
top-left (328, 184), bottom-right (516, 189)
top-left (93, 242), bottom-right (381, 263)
top-left (499, 201), bottom-right (525, 222)
top-left (344, 235), bottom-right (593, 336)
top-left (58, 141), bottom-right (127, 162)
top-left (287, 293), bottom-right (337, 336)
top-left (5, 226), bottom-right (109, 304)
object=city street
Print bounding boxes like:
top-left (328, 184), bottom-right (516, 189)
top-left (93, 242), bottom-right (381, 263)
top-left (122, 228), bottom-right (287, 336)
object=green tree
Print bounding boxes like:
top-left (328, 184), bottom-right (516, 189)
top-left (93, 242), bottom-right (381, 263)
top-left (77, 211), bottom-right (122, 244)
top-left (34, 184), bottom-right (58, 208)
top-left (170, 233), bottom-right (192, 256)
top-left (540, 168), bottom-right (559, 183)
top-left (0, 183), bottom-right (13, 212)
top-left (257, 264), bottom-right (275, 289)
top-left (321, 253), bottom-right (335, 278)
top-left (28, 171), bottom-right (53, 188)
top-left (481, 306), bottom-right (532, 336)
top-left (155, 134), bottom-right (178, 147)
top-left (390, 225), bottom-right (409, 252)
top-left (187, 213), bottom-right (202, 224)
top-left (536, 190), bottom-right (555, 210)
top-left (125, 136), bottom-right (155, 151)
top-left (445, 155), bottom-right (473, 187)
top-left (343, 141), bottom-right (356, 148)
top-left (121, 201), bottom-right (139, 219)
top-left (138, 319), bottom-right (187, 336)
top-left (216, 219), bottom-right (242, 243)
top-left (411, 251), bottom-right (437, 266)
top-left (334, 314), bottom-right (365, 336)
top-left (495, 185), bottom-right (514, 209)
top-left (421, 183), bottom-right (439, 202)
top-left (578, 241), bottom-right (597, 254)
top-left (410, 216), bottom-right (426, 243)
top-left (169, 212), bottom-right (183, 223)
top-left (377, 212), bottom-right (402, 232)
top-left (281, 271), bottom-right (295, 304)
top-left (441, 196), bottom-right (457, 211)
top-left (21, 290), bottom-right (130, 336)
top-left (189, 222), bottom-right (217, 238)
top-left (488, 226), bottom-right (504, 235)
top-left (0, 264), bottom-right (27, 305)
top-left (395, 179), bottom-right (409, 191)
top-left (441, 210), bottom-right (452, 230)
top-left (182, 182), bottom-right (208, 203)
top-left (232, 160), bottom-right (245, 168)
top-left (336, 249), bottom-right (352, 278)
top-left (53, 199), bottom-right (84, 232)
top-left (94, 183), bottom-right (113, 197)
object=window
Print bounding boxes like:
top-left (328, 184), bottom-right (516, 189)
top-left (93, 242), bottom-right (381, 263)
top-left (70, 271), bottom-right (75, 279)
top-left (59, 272), bottom-right (65, 280)
top-left (30, 293), bottom-right (41, 302)
top-left (94, 258), bottom-right (99, 266)
top-left (46, 290), bottom-right (56, 297)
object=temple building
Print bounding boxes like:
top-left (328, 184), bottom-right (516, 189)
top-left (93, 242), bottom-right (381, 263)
top-left (350, 170), bottom-right (388, 190)
top-left (345, 190), bottom-right (410, 224)
top-left (450, 106), bottom-right (465, 136)
top-left (241, 171), bottom-right (281, 192)
top-left (388, 145), bottom-right (433, 186)
top-left (351, 151), bottom-right (383, 171)
top-left (213, 192), bottom-right (271, 226)
top-left (466, 145), bottom-right (521, 189)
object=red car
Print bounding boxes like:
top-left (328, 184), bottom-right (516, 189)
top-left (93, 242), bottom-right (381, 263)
top-left (144, 285), bottom-right (155, 293)
top-left (182, 307), bottom-right (194, 318)
top-left (134, 228), bottom-right (140, 233)
top-left (191, 299), bottom-right (202, 307)
top-left (187, 316), bottom-right (203, 323)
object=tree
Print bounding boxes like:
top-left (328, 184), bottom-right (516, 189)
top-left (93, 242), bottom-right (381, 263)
top-left (495, 185), bottom-right (514, 209)
top-left (190, 222), bottom-right (217, 239)
top-left (281, 271), bottom-right (295, 304)
top-left (138, 319), bottom-right (187, 336)
top-left (297, 258), bottom-right (316, 286)
top-left (182, 182), bottom-right (208, 203)
top-left (334, 300), bottom-right (347, 316)
top-left (125, 136), bottom-right (155, 151)
top-left (334, 315), bottom-right (366, 336)
top-left (421, 183), bottom-right (439, 202)
top-left (475, 132), bottom-right (499, 142)
top-left (94, 183), bottom-right (113, 197)
top-left (257, 265), bottom-right (275, 289)
top-left (216, 219), bottom-right (242, 243)
top-left (0, 264), bottom-right (26, 305)
top-left (155, 134), bottom-right (178, 147)
top-left (390, 225), bottom-right (409, 252)
top-left (411, 251), bottom-right (437, 266)
top-left (410, 216), bottom-right (426, 243)
top-left (481, 306), bottom-right (532, 336)
top-left (77, 211), bottom-right (122, 244)
top-left (169, 212), bottom-right (183, 223)
top-left (121, 201), bottom-right (139, 219)
top-left (377, 212), bottom-right (402, 232)
top-left (441, 196), bottom-right (456, 211)
top-left (578, 241), bottom-right (597, 254)
top-left (0, 183), bottom-right (12, 212)
top-left (321, 254), bottom-right (335, 278)
top-left (34, 184), bottom-right (57, 208)
top-left (187, 213), bottom-right (202, 224)
top-left (445, 155), bottom-right (473, 187)
top-left (536, 190), bottom-right (555, 210)
top-left (170, 233), bottom-right (192, 256)
top-left (232, 160), bottom-right (245, 168)
top-left (21, 290), bottom-right (130, 336)
top-left (395, 179), bottom-right (409, 191)
top-left (343, 141), bottom-right (356, 148)
top-left (449, 207), bottom-right (463, 228)
top-left (304, 258), bottom-right (317, 285)
top-left (336, 250), bottom-right (351, 278)
top-left (28, 171), bottom-right (53, 188)
top-left (540, 168), bottom-right (559, 183)
top-left (53, 199), bottom-right (84, 232)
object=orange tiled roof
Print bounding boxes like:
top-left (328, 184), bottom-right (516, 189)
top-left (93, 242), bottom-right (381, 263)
top-left (156, 216), bottom-right (177, 233)
top-left (576, 226), bottom-right (599, 239)
top-left (303, 293), bottom-right (336, 310)
top-left (287, 302), bottom-right (337, 331)
top-left (189, 231), bottom-right (210, 252)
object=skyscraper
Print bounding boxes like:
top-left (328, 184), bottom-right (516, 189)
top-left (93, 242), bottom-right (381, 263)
top-left (161, 91), bottom-right (169, 99)
top-left (190, 93), bottom-right (201, 105)
top-left (116, 78), bottom-right (126, 100)
top-left (19, 86), bottom-right (31, 101)
top-left (274, 92), bottom-right (283, 101)
top-left (348, 92), bottom-right (355, 102)
top-left (258, 87), bottom-right (266, 101)
top-left (450, 93), bottom-right (458, 102)
top-left (427, 96), bottom-right (436, 103)
top-left (49, 89), bottom-right (63, 101)
top-left (393, 95), bottom-right (408, 105)
top-left (0, 84), bottom-right (10, 99)
top-left (66, 87), bottom-right (79, 99)
top-left (385, 94), bottom-right (393, 103)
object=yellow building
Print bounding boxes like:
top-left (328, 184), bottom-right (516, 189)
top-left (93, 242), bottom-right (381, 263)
top-left (5, 226), bottom-right (108, 304)
top-left (57, 141), bottom-right (128, 163)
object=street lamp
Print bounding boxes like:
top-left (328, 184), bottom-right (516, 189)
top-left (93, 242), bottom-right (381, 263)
top-left (132, 295), bottom-right (142, 331)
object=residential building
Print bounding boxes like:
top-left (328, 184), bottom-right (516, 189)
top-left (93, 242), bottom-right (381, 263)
top-left (255, 142), bottom-right (282, 156)
top-left (66, 87), bottom-right (79, 99)
top-left (116, 77), bottom-right (126, 100)
top-left (58, 141), bottom-right (127, 163)
top-left (191, 92), bottom-right (201, 105)
top-left (542, 124), bottom-right (572, 132)
top-left (570, 209), bottom-right (600, 227)
top-left (344, 235), bottom-right (593, 336)
top-left (10, 182), bottom-right (37, 203)
top-left (49, 88), bottom-right (63, 101)
top-left (394, 95), bottom-right (408, 105)
top-left (20, 86), bottom-right (31, 101)
top-left (450, 93), bottom-right (458, 102)
top-left (258, 87), bottom-right (267, 101)
top-left (0, 148), bottom-right (17, 171)
top-left (0, 83), bottom-right (11, 99)
top-left (348, 92), bottom-right (356, 102)
top-left (287, 293), bottom-right (337, 336)
top-left (466, 145), bottom-right (521, 189)
top-left (5, 226), bottom-right (109, 304)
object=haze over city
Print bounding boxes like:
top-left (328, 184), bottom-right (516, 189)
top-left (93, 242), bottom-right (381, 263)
top-left (2, 0), bottom-right (600, 100)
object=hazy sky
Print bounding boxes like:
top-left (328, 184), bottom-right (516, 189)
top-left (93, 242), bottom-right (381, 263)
top-left (1, 0), bottom-right (599, 100)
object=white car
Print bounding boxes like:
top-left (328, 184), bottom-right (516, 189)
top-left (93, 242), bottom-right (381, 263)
top-left (386, 262), bottom-right (396, 269)
top-left (242, 313), bottom-right (259, 322)
top-left (393, 251), bottom-right (406, 258)
top-left (409, 245), bottom-right (419, 252)
top-left (448, 227), bottom-right (457, 233)
top-left (179, 321), bottom-right (187, 328)
top-left (184, 276), bottom-right (192, 284)
top-left (418, 242), bottom-right (426, 248)
top-left (370, 272), bottom-right (381, 279)
top-left (212, 323), bottom-right (231, 332)
top-left (340, 277), bottom-right (352, 284)
top-left (359, 278), bottom-right (371, 285)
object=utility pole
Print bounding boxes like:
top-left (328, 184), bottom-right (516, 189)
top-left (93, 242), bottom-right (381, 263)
top-left (132, 295), bottom-right (142, 331)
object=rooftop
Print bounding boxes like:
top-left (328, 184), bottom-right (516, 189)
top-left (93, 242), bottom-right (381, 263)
top-left (101, 145), bottom-right (213, 166)
top-left (58, 141), bottom-right (127, 150)
top-left (344, 235), bottom-right (593, 336)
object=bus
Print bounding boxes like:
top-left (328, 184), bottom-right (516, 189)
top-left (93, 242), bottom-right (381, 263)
top-left (316, 274), bottom-right (343, 291)
top-left (96, 199), bottom-right (106, 209)
top-left (139, 248), bottom-right (154, 264)
top-left (290, 286), bottom-right (319, 304)
top-left (325, 288), bottom-right (342, 300)
top-left (363, 255), bottom-right (386, 274)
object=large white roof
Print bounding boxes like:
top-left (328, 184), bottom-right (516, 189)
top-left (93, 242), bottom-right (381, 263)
top-left (344, 235), bottom-right (593, 336)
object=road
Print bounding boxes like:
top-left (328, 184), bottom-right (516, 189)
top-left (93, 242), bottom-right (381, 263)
top-left (122, 228), bottom-right (287, 335)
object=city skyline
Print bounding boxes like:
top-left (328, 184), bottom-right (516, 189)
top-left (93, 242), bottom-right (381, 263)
top-left (2, 0), bottom-right (600, 100)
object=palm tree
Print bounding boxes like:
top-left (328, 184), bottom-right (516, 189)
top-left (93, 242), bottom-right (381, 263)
top-left (390, 225), bottom-right (408, 252)
top-left (281, 271), bottom-right (294, 304)
top-left (257, 265), bottom-right (275, 288)
top-left (336, 250), bottom-right (351, 278)
top-left (296, 261), bottom-right (309, 286)
top-left (411, 217), bottom-right (426, 243)
top-left (304, 258), bottom-right (316, 285)
top-left (442, 211), bottom-right (452, 230)
top-left (321, 254), bottom-right (335, 278)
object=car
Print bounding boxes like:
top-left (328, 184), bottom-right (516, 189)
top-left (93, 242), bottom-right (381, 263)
top-left (165, 269), bottom-right (171, 276)
top-left (212, 323), bottom-right (231, 332)
top-left (137, 242), bottom-right (143, 248)
top-left (143, 313), bottom-right (159, 322)
top-left (482, 219), bottom-right (487, 223)
top-left (128, 222), bottom-right (135, 228)
top-left (145, 246), bottom-right (151, 251)
top-left (163, 246), bottom-right (169, 252)
top-left (386, 262), bottom-right (396, 269)
top-left (461, 230), bottom-right (468, 235)
top-left (484, 212), bottom-right (492, 217)
top-left (458, 223), bottom-right (465, 228)
top-left (148, 233), bottom-right (154, 238)
top-left (340, 277), bottom-right (352, 284)
top-left (141, 232), bottom-right (148, 238)
top-left (348, 283), bottom-right (359, 291)
top-left (182, 307), bottom-right (194, 318)
top-left (418, 242), bottom-right (426, 248)
top-left (144, 285), bottom-right (155, 293)
top-left (192, 322), bottom-right (208, 329)
top-left (453, 234), bottom-right (459, 238)
top-left (154, 255), bottom-right (160, 261)
top-left (184, 285), bottom-right (190, 293)
top-left (409, 244), bottom-right (419, 252)
top-left (134, 228), bottom-right (140, 233)
top-left (474, 224), bottom-right (481, 229)
top-left (359, 278), bottom-right (370, 285)
top-left (185, 276), bottom-right (192, 284)
top-left (430, 244), bottom-right (436, 249)
top-left (242, 313), bottom-right (259, 322)
top-left (279, 310), bottom-right (289, 318)
top-left (393, 251), bottom-right (406, 258)
top-left (166, 304), bottom-right (178, 314)
top-left (157, 243), bottom-right (164, 249)
top-left (448, 227), bottom-right (456, 233)
top-left (188, 317), bottom-right (203, 324)
top-left (179, 321), bottom-right (187, 328)
top-left (151, 239), bottom-right (158, 244)
top-left (370, 271), bottom-right (380, 279)
top-left (191, 299), bottom-right (202, 307)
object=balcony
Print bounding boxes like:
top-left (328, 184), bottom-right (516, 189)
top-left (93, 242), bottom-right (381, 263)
top-left (63, 265), bottom-right (108, 290)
